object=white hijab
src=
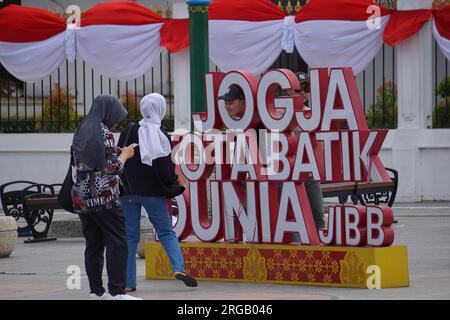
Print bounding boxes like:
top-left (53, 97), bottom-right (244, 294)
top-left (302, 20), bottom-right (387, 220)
top-left (138, 93), bottom-right (171, 166)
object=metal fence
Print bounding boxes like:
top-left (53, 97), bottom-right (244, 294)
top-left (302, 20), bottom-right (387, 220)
top-left (0, 49), bottom-right (174, 133)
top-left (268, 46), bottom-right (397, 129)
top-left (433, 40), bottom-right (450, 128)
top-left (356, 44), bottom-right (397, 129)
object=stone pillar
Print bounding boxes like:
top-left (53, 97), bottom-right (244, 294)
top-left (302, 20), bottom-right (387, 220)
top-left (392, 0), bottom-right (433, 202)
top-left (173, 0), bottom-right (192, 131)
top-left (137, 216), bottom-right (155, 259)
top-left (396, 0), bottom-right (434, 130)
top-left (0, 217), bottom-right (18, 258)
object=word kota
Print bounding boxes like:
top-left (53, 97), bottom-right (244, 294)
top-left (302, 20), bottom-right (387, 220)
top-left (173, 128), bottom-right (387, 183)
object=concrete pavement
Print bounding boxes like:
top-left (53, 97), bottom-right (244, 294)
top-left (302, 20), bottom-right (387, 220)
top-left (1, 203), bottom-right (450, 300)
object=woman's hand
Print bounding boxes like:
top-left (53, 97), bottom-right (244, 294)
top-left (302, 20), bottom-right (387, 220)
top-left (118, 146), bottom-right (135, 161)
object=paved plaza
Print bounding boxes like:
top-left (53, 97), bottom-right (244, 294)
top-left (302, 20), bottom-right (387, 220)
top-left (1, 203), bottom-right (450, 300)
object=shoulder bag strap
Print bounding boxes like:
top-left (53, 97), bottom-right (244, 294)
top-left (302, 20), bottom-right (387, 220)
top-left (120, 123), bottom-right (135, 195)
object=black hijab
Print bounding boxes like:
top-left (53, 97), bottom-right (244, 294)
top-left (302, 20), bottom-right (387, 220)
top-left (72, 95), bottom-right (127, 170)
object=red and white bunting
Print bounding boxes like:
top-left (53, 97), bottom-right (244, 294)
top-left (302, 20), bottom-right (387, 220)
top-left (0, 5), bottom-right (66, 81)
top-left (294, 0), bottom-right (392, 75)
top-left (77, 2), bottom-right (164, 80)
top-left (432, 5), bottom-right (450, 61)
top-left (0, 1), bottom-right (448, 81)
top-left (0, 2), bottom-right (181, 81)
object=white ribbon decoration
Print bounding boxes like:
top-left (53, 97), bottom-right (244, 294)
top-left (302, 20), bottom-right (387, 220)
top-left (65, 24), bottom-right (77, 63)
top-left (281, 15), bottom-right (296, 53)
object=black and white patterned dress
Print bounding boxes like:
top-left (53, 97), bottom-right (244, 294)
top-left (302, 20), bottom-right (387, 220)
top-left (72, 123), bottom-right (125, 213)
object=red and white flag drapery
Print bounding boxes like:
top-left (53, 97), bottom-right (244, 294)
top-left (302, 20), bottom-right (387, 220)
top-left (0, 5), bottom-right (67, 81)
top-left (0, 3), bottom-right (185, 82)
top-left (207, 0), bottom-right (393, 75)
top-left (294, 0), bottom-right (392, 75)
top-left (208, 0), bottom-right (448, 76)
top-left (0, 1), bottom-right (449, 82)
top-left (208, 0), bottom-right (288, 75)
top-left (77, 3), bottom-right (165, 80)
top-left (432, 5), bottom-right (450, 61)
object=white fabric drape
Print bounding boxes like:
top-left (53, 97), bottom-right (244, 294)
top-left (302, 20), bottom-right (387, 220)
top-left (432, 19), bottom-right (450, 61)
top-left (65, 25), bottom-right (77, 62)
top-left (0, 23), bottom-right (164, 82)
top-left (76, 23), bottom-right (163, 80)
top-left (209, 20), bottom-right (285, 75)
top-left (281, 16), bottom-right (296, 53)
top-left (138, 93), bottom-right (171, 166)
top-left (0, 32), bottom-right (66, 82)
top-left (294, 16), bottom-right (390, 75)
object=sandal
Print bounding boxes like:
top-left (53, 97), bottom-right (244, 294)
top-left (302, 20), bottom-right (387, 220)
top-left (174, 272), bottom-right (198, 287)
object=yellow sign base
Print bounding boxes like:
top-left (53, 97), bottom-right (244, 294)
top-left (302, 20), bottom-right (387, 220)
top-left (145, 242), bottom-right (409, 288)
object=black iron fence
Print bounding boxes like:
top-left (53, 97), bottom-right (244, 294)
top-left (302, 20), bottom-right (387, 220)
top-left (0, 49), bottom-right (174, 134)
top-left (269, 43), bottom-right (398, 130)
top-left (357, 44), bottom-right (397, 129)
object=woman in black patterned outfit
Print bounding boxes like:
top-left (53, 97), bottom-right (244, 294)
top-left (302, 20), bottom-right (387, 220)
top-left (71, 95), bottom-right (141, 300)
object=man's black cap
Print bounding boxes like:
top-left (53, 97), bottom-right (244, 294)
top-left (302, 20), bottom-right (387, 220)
top-left (218, 85), bottom-right (244, 101)
top-left (296, 71), bottom-right (309, 85)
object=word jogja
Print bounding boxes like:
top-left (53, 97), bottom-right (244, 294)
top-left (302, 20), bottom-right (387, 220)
top-left (170, 67), bottom-right (394, 247)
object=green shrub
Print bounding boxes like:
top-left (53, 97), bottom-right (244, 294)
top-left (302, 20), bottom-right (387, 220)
top-left (162, 114), bottom-right (175, 132)
top-left (0, 118), bottom-right (37, 133)
top-left (114, 90), bottom-right (140, 132)
top-left (37, 83), bottom-right (79, 132)
top-left (0, 89), bottom-right (172, 133)
top-left (433, 76), bottom-right (450, 128)
top-left (365, 80), bottom-right (398, 129)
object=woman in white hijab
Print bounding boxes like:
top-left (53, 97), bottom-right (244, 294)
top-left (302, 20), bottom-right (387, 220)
top-left (138, 94), bottom-right (172, 166)
top-left (118, 93), bottom-right (197, 292)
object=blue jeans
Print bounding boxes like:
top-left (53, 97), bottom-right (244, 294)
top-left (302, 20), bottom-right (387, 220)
top-left (120, 195), bottom-right (185, 289)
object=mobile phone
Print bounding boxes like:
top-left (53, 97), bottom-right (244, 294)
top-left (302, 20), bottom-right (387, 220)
top-left (129, 143), bottom-right (139, 149)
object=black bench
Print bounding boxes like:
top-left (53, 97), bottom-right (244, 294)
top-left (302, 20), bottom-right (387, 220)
top-left (321, 168), bottom-right (398, 207)
top-left (0, 181), bottom-right (61, 243)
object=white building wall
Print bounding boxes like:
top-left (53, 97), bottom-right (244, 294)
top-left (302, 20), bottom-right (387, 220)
top-left (378, 130), bottom-right (450, 202)
top-left (1, 130), bottom-right (449, 201)
top-left (0, 133), bottom-right (119, 188)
